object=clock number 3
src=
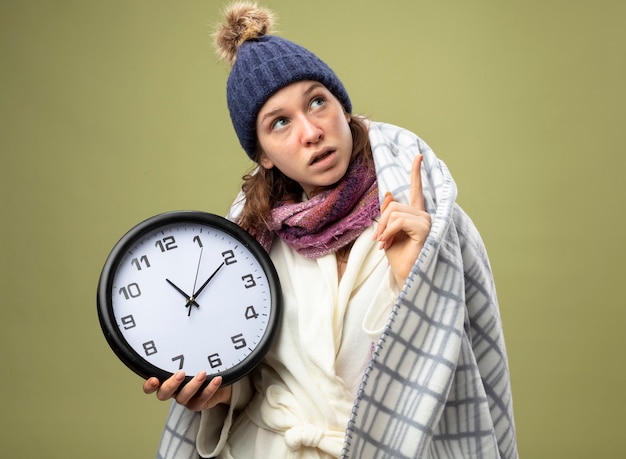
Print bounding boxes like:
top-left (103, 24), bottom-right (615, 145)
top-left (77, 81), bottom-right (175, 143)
top-left (241, 274), bottom-right (257, 289)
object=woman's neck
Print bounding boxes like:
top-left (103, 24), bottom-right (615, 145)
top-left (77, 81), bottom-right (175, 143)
top-left (335, 241), bottom-right (354, 282)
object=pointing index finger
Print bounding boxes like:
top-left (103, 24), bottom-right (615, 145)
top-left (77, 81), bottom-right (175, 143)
top-left (410, 154), bottom-right (425, 211)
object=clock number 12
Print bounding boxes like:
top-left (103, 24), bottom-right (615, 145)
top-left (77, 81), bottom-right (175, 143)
top-left (155, 236), bottom-right (177, 252)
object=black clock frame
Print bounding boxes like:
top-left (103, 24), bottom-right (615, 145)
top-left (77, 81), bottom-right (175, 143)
top-left (97, 210), bottom-right (282, 388)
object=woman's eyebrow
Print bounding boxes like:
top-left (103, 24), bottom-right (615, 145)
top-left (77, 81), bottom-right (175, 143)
top-left (302, 82), bottom-right (324, 97)
top-left (259, 107), bottom-right (283, 125)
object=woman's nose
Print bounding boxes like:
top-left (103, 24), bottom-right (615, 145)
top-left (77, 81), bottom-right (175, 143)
top-left (299, 117), bottom-right (323, 145)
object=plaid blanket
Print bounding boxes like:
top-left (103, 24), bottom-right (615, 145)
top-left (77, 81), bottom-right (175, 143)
top-left (156, 121), bottom-right (517, 458)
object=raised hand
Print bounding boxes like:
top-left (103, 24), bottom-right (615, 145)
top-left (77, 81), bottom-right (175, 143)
top-left (373, 154), bottom-right (432, 289)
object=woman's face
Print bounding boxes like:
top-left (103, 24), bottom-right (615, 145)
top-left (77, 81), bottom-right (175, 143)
top-left (255, 80), bottom-right (353, 197)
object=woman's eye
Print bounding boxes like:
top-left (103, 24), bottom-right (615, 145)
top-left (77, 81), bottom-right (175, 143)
top-left (271, 117), bottom-right (289, 130)
top-left (310, 96), bottom-right (325, 109)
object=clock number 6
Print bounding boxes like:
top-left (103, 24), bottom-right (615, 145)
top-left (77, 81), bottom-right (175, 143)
top-left (208, 353), bottom-right (222, 369)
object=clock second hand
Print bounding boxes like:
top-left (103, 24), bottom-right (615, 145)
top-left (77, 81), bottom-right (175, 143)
top-left (165, 279), bottom-right (200, 309)
top-left (186, 246), bottom-right (205, 317)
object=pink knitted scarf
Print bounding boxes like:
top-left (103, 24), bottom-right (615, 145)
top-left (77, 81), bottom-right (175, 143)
top-left (255, 155), bottom-right (379, 258)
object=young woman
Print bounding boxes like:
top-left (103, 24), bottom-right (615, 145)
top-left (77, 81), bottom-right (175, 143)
top-left (144, 3), bottom-right (517, 458)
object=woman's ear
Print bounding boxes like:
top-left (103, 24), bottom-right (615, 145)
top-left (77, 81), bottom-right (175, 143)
top-left (258, 151), bottom-right (274, 170)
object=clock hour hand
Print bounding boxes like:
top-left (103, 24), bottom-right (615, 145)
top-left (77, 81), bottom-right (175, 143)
top-left (165, 278), bottom-right (200, 309)
top-left (185, 261), bottom-right (225, 309)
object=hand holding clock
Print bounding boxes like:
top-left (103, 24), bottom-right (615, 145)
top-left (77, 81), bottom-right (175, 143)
top-left (143, 371), bottom-right (232, 410)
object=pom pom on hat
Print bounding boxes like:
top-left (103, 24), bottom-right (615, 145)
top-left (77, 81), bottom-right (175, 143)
top-left (214, 2), bottom-right (275, 67)
top-left (214, 2), bottom-right (352, 160)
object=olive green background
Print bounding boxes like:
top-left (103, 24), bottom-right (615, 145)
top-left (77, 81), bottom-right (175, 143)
top-left (1, 1), bottom-right (624, 457)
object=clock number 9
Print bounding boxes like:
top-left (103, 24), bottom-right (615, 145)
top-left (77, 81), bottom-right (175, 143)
top-left (121, 314), bottom-right (136, 329)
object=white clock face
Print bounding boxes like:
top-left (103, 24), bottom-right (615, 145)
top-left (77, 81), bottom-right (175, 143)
top-left (104, 216), bottom-right (278, 382)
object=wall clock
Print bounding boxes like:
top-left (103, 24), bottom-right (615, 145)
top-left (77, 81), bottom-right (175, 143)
top-left (97, 211), bottom-right (281, 388)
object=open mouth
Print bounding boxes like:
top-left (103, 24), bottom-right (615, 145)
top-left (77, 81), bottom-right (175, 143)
top-left (311, 149), bottom-right (334, 165)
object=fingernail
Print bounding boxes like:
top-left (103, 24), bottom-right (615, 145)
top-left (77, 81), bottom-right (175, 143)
top-left (174, 371), bottom-right (185, 381)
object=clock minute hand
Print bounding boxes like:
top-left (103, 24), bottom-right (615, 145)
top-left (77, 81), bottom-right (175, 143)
top-left (186, 261), bottom-right (225, 308)
top-left (165, 278), bottom-right (200, 309)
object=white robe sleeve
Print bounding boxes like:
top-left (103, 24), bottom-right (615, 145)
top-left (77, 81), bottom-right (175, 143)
top-left (195, 376), bottom-right (254, 458)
